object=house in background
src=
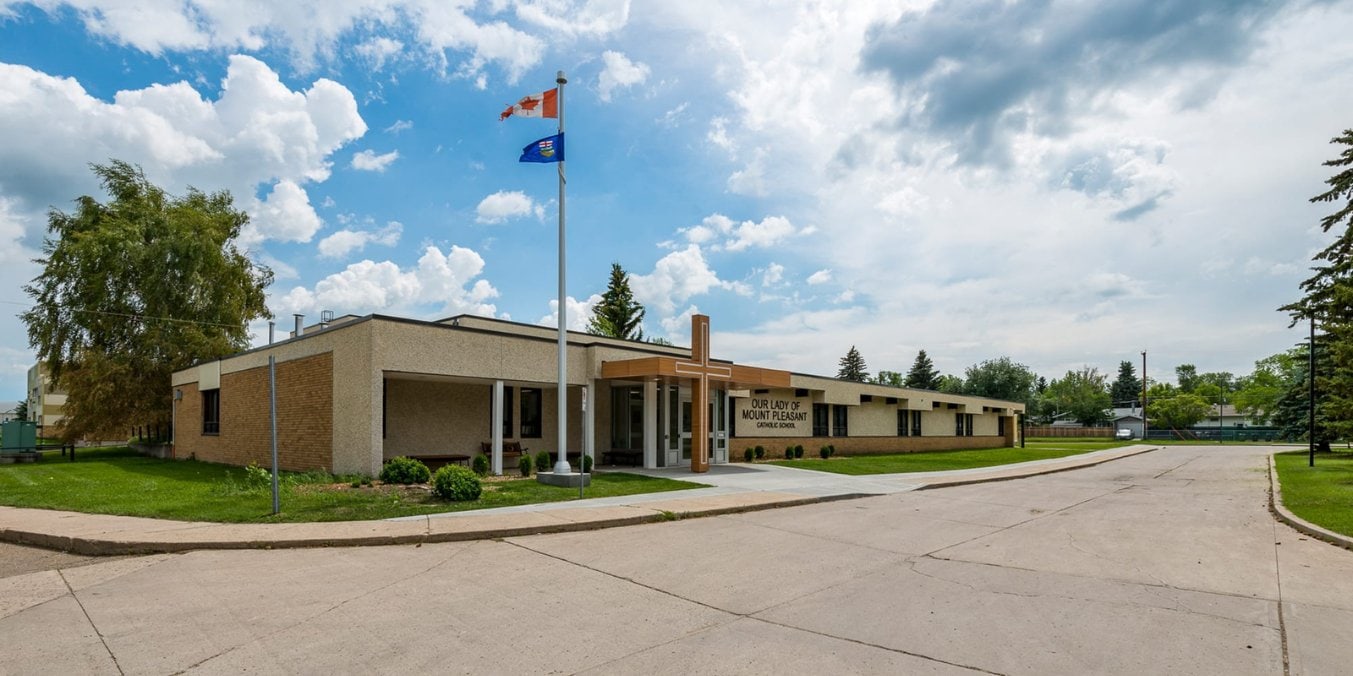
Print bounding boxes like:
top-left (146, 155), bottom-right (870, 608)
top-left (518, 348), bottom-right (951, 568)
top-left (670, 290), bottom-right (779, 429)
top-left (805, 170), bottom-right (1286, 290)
top-left (0, 402), bottom-right (19, 424)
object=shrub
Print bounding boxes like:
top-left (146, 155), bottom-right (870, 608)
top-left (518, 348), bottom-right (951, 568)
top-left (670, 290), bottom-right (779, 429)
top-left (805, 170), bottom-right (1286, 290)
top-left (828, 444), bottom-right (836, 457)
top-left (754, 446), bottom-right (765, 459)
top-left (794, 445), bottom-right (805, 459)
top-left (432, 465), bottom-right (482, 501)
top-left (819, 445), bottom-right (831, 459)
top-left (243, 462), bottom-right (271, 490)
top-left (535, 451), bottom-right (554, 474)
top-left (471, 454), bottom-right (490, 477)
top-left (744, 447), bottom-right (755, 462)
top-left (519, 454), bottom-right (533, 477)
top-left (785, 446), bottom-right (794, 459)
top-left (582, 455), bottom-right (594, 473)
top-left (380, 456), bottom-right (430, 485)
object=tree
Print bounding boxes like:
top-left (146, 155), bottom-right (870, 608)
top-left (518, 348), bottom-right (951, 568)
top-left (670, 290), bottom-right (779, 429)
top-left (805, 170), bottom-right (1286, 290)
top-left (587, 262), bottom-right (645, 341)
top-left (1044, 366), bottom-right (1111, 426)
top-left (1175, 364), bottom-right (1200, 392)
top-left (904, 349), bottom-right (940, 390)
top-left (837, 345), bottom-right (869, 382)
top-left (1282, 130), bottom-right (1353, 441)
top-left (648, 336), bottom-right (673, 346)
top-left (22, 161), bottom-right (272, 441)
top-left (1109, 360), bottom-right (1140, 405)
top-left (874, 370), bottom-right (904, 387)
top-left (1149, 393), bottom-right (1212, 430)
top-left (962, 356), bottom-right (1036, 404)
top-left (13, 400), bottom-right (28, 421)
top-left (936, 374), bottom-right (965, 394)
top-left (1269, 342), bottom-right (1334, 451)
top-left (1232, 351), bottom-right (1301, 426)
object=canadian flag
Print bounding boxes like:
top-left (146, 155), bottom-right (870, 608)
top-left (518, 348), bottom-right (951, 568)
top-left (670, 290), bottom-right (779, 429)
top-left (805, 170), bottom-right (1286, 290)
top-left (499, 88), bottom-right (558, 121)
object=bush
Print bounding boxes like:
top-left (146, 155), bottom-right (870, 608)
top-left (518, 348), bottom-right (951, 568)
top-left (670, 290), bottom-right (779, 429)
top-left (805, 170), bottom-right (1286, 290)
top-left (744, 447), bottom-right (755, 462)
top-left (471, 454), bottom-right (490, 477)
top-left (380, 456), bottom-right (431, 485)
top-left (432, 465), bottom-right (482, 501)
top-left (794, 445), bottom-right (805, 459)
top-left (819, 445), bottom-right (831, 459)
top-left (519, 454), bottom-right (533, 477)
top-left (583, 455), bottom-right (593, 473)
top-left (243, 462), bottom-right (271, 490)
top-left (754, 446), bottom-right (765, 459)
top-left (535, 451), bottom-right (553, 474)
top-left (785, 446), bottom-right (794, 460)
top-left (828, 444), bottom-right (836, 457)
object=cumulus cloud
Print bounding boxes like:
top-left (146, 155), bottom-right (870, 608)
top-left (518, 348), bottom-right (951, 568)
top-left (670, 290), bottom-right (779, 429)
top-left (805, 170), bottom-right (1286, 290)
top-left (351, 149), bottom-right (400, 172)
top-left (679, 213), bottom-right (805, 251)
top-left (762, 262), bottom-right (784, 287)
top-left (245, 180), bottom-right (324, 245)
top-left (318, 221), bottom-right (403, 259)
top-left (355, 37), bottom-right (404, 70)
top-left (538, 293), bottom-right (603, 331)
top-left (272, 244), bottom-right (499, 318)
top-left (597, 50), bottom-right (649, 101)
top-left (806, 269), bottom-right (832, 285)
top-left (631, 244), bottom-right (725, 315)
top-left (476, 190), bottom-right (542, 223)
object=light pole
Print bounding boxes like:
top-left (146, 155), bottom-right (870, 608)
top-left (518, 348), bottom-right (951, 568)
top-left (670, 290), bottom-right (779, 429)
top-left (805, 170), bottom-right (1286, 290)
top-left (1141, 351), bottom-right (1148, 441)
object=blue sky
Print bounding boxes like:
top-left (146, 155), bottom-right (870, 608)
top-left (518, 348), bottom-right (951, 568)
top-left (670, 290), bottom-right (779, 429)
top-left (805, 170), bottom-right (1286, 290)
top-left (0, 0), bottom-right (1351, 399)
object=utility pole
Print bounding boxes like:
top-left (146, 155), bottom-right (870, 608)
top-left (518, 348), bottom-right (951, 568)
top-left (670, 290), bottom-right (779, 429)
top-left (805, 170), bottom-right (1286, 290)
top-left (1141, 351), bottom-right (1148, 441)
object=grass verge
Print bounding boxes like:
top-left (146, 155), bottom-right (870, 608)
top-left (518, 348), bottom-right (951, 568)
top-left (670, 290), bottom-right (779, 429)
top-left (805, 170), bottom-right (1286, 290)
top-left (0, 447), bottom-right (707, 523)
top-left (1273, 450), bottom-right (1353, 538)
top-left (768, 440), bottom-right (1132, 475)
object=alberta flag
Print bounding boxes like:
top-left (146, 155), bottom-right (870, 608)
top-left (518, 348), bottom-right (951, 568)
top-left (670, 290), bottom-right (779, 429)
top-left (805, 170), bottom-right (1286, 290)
top-left (520, 133), bottom-right (565, 163)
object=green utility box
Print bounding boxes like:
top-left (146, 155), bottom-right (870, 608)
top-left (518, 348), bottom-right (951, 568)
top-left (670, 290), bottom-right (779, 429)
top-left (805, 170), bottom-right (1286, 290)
top-left (1, 420), bottom-right (37, 452)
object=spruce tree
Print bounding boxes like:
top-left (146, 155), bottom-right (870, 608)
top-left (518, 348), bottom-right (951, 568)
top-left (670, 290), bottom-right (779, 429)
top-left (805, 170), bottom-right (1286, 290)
top-left (587, 262), bottom-right (645, 341)
top-left (904, 349), bottom-right (940, 390)
top-left (1110, 360), bottom-right (1141, 405)
top-left (837, 346), bottom-right (869, 382)
top-left (1282, 129), bottom-right (1353, 440)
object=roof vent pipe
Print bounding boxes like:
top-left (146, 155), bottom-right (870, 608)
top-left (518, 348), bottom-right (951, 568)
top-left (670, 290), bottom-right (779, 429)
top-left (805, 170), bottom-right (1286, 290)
top-left (293, 314), bottom-right (304, 338)
top-left (268, 321), bottom-right (275, 345)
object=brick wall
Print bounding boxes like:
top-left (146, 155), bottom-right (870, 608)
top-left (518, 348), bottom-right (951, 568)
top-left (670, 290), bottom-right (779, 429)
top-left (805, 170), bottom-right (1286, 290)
top-left (730, 434), bottom-right (1009, 459)
top-left (175, 353), bottom-right (334, 472)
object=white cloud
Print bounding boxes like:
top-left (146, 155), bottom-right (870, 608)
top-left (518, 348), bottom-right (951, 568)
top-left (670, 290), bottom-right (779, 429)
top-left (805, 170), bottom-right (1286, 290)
top-left (384, 119), bottom-right (413, 134)
top-left (245, 179), bottom-right (323, 245)
top-left (318, 221), bottom-right (403, 259)
top-left (806, 269), bottom-right (832, 285)
top-left (476, 190), bottom-right (542, 223)
top-left (538, 293), bottom-right (603, 331)
top-left (631, 244), bottom-right (725, 315)
top-left (351, 149), bottom-right (400, 172)
top-left (762, 262), bottom-right (784, 286)
top-left (355, 37), bottom-right (404, 70)
top-left (679, 213), bottom-right (804, 251)
top-left (271, 244), bottom-right (498, 318)
top-left (597, 50), bottom-right (649, 102)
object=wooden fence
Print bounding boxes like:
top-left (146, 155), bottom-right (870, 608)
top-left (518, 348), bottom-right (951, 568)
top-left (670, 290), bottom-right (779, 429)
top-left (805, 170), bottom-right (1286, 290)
top-left (1024, 426), bottom-right (1116, 438)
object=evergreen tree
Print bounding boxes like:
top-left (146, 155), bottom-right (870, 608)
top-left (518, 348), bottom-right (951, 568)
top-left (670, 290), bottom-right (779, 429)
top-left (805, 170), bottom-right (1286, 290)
top-left (1110, 360), bottom-right (1140, 405)
top-left (904, 349), bottom-right (940, 390)
top-left (1270, 342), bottom-right (1335, 451)
top-left (837, 346), bottom-right (869, 382)
top-left (1282, 129), bottom-right (1353, 440)
top-left (14, 400), bottom-right (28, 421)
top-left (587, 263), bottom-right (645, 341)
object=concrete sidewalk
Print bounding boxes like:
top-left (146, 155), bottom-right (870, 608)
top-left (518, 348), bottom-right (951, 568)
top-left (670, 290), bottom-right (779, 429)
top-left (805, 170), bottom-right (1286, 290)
top-left (0, 445), bottom-right (1158, 555)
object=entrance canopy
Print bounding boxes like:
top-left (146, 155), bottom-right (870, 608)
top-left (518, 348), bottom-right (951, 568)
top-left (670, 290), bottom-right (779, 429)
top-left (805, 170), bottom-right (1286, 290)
top-left (599, 356), bottom-right (790, 388)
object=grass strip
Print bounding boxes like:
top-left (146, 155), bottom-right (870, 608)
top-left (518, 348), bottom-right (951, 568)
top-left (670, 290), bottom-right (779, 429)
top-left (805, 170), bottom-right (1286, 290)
top-left (768, 440), bottom-right (1130, 476)
top-left (1274, 450), bottom-right (1353, 538)
top-left (0, 447), bottom-right (706, 523)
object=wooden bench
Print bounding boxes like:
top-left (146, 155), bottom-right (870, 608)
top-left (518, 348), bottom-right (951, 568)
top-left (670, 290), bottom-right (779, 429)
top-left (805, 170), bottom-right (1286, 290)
top-left (406, 454), bottom-right (470, 471)
top-left (603, 449), bottom-right (643, 467)
top-left (480, 441), bottom-right (530, 461)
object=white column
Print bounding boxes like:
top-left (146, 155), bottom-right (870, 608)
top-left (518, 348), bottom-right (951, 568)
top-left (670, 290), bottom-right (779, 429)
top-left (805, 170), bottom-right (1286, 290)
top-left (584, 380), bottom-right (595, 465)
top-left (644, 378), bottom-right (658, 468)
top-left (492, 380), bottom-right (504, 475)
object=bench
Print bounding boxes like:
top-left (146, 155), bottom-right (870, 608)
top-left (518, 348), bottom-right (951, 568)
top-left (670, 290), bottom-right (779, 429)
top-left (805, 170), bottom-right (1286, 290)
top-left (480, 441), bottom-right (530, 461)
top-left (603, 449), bottom-right (643, 467)
top-left (405, 454), bottom-right (470, 471)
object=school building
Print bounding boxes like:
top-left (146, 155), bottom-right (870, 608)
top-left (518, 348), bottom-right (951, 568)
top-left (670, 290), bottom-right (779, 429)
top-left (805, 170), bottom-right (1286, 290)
top-left (170, 313), bottom-right (1025, 476)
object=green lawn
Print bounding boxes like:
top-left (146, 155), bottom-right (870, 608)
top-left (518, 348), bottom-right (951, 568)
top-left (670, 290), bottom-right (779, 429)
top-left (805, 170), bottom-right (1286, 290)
top-left (1274, 450), bottom-right (1353, 538)
top-left (0, 447), bottom-right (707, 523)
top-left (768, 440), bottom-right (1132, 475)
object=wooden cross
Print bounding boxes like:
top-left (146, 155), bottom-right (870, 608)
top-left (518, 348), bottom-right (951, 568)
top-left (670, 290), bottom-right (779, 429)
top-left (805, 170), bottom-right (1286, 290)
top-left (674, 314), bottom-right (730, 473)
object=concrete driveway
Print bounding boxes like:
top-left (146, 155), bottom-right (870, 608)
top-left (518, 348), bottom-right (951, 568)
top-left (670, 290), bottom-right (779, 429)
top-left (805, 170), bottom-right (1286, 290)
top-left (2, 445), bottom-right (1349, 674)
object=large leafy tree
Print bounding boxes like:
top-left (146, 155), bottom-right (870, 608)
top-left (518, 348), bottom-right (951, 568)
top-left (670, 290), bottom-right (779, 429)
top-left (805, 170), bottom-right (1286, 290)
top-left (1282, 129), bottom-right (1353, 440)
top-left (1232, 351), bottom-right (1302, 426)
top-left (837, 345), bottom-right (869, 382)
top-left (22, 161), bottom-right (272, 440)
top-left (1109, 360), bottom-right (1140, 405)
top-left (1044, 366), bottom-right (1111, 426)
top-left (962, 356), bottom-right (1036, 404)
top-left (904, 349), bottom-right (940, 390)
top-left (1149, 392), bottom-right (1212, 430)
top-left (873, 370), bottom-right (904, 387)
top-left (1174, 364), bottom-right (1200, 392)
top-left (587, 262), bottom-right (646, 340)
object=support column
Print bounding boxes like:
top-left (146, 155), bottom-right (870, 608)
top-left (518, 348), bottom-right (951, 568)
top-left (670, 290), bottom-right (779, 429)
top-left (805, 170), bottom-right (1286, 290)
top-left (691, 378), bottom-right (709, 473)
top-left (492, 380), bottom-right (504, 475)
top-left (644, 378), bottom-right (658, 468)
top-left (585, 380), bottom-right (595, 466)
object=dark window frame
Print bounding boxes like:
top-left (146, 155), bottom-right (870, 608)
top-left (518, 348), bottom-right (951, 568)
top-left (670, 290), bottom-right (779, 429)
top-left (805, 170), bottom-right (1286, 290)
top-left (812, 403), bottom-right (829, 437)
top-left (832, 404), bottom-right (849, 437)
top-left (202, 389), bottom-right (220, 435)
top-left (520, 387), bottom-right (543, 439)
top-left (955, 412), bottom-right (964, 436)
top-left (912, 410), bottom-right (922, 437)
top-left (897, 409), bottom-right (908, 437)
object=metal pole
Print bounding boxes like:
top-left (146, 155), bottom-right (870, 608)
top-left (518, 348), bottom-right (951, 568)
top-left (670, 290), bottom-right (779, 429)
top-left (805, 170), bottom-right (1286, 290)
top-left (1310, 317), bottom-right (1316, 467)
top-left (1141, 351), bottom-right (1148, 441)
top-left (269, 355), bottom-right (280, 514)
top-left (553, 70), bottom-right (572, 476)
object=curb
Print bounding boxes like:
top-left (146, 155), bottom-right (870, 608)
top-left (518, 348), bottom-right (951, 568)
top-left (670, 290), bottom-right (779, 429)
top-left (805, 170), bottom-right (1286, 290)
top-left (1267, 452), bottom-right (1353, 552)
top-left (1, 447), bottom-right (1157, 556)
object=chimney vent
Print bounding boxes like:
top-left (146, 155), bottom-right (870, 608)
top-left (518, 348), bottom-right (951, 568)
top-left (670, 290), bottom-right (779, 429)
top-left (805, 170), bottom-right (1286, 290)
top-left (293, 314), bottom-right (304, 338)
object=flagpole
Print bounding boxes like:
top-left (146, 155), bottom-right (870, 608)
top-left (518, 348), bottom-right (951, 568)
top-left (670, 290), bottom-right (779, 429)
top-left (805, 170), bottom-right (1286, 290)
top-left (553, 70), bottom-right (572, 477)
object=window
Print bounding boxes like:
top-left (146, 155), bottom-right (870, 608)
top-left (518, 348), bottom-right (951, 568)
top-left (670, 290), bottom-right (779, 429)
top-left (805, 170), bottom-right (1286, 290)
top-left (998, 416), bottom-right (1006, 436)
top-left (966, 414), bottom-right (974, 436)
top-left (520, 388), bottom-right (542, 438)
top-left (957, 413), bottom-right (973, 437)
top-left (812, 403), bottom-right (829, 437)
top-left (490, 386), bottom-right (514, 439)
top-left (897, 409), bottom-right (909, 437)
top-left (202, 390), bottom-right (220, 435)
top-left (955, 412), bottom-right (964, 436)
top-left (832, 405), bottom-right (848, 437)
top-left (911, 410), bottom-right (922, 436)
